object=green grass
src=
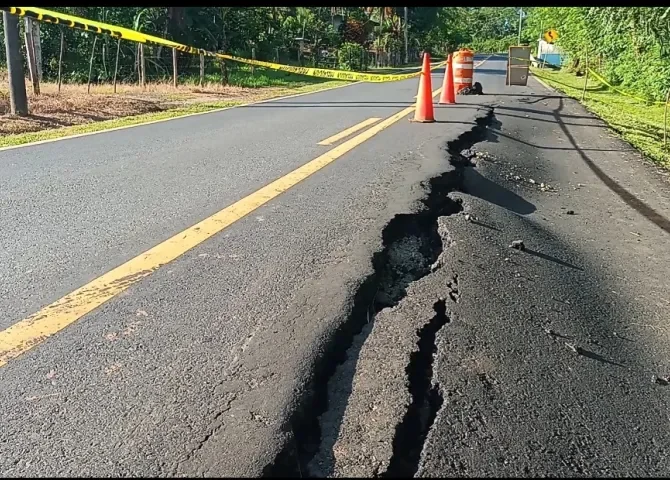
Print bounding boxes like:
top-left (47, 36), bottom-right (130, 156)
top-left (531, 67), bottom-right (670, 170)
top-left (179, 64), bottom-right (335, 89)
top-left (0, 79), bottom-right (348, 148)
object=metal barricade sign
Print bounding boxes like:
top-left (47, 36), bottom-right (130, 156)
top-left (506, 46), bottom-right (530, 86)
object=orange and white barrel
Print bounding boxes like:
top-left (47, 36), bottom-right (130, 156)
top-left (453, 48), bottom-right (474, 94)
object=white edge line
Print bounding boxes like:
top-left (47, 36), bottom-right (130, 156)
top-left (530, 73), bottom-right (556, 93)
top-left (0, 80), bottom-right (362, 153)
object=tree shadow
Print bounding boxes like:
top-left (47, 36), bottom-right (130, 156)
top-left (485, 97), bottom-right (670, 234)
top-left (23, 114), bottom-right (76, 127)
top-left (475, 68), bottom-right (506, 76)
top-left (552, 97), bottom-right (670, 235)
top-left (494, 110), bottom-right (610, 130)
top-left (491, 125), bottom-right (636, 152)
top-left (494, 104), bottom-right (593, 120)
top-left (490, 94), bottom-right (566, 101)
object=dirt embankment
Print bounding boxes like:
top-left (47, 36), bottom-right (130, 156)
top-left (0, 75), bottom-right (284, 137)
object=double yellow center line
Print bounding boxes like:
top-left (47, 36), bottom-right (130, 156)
top-left (0, 86), bottom-right (446, 368)
top-left (0, 56), bottom-right (493, 367)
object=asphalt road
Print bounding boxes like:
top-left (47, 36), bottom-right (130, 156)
top-left (0, 59), bottom-right (489, 476)
top-left (307, 56), bottom-right (670, 477)
top-left (3, 55), bottom-right (669, 478)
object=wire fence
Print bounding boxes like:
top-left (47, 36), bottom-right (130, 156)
top-left (529, 53), bottom-right (670, 161)
top-left (2, 17), bottom-right (423, 96)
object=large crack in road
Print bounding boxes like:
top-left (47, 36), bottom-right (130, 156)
top-left (263, 109), bottom-right (495, 478)
top-left (381, 298), bottom-right (449, 478)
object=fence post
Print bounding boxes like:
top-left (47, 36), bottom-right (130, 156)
top-left (172, 48), bottom-right (178, 88)
top-left (136, 44), bottom-right (140, 86)
top-left (24, 18), bottom-right (40, 95)
top-left (220, 58), bottom-right (229, 85)
top-left (140, 43), bottom-right (146, 89)
top-left (199, 51), bottom-right (205, 87)
top-left (57, 28), bottom-right (64, 94)
top-left (251, 47), bottom-right (256, 75)
top-left (580, 52), bottom-right (589, 102)
top-left (664, 88), bottom-right (670, 149)
top-left (112, 38), bottom-right (120, 94)
top-left (87, 36), bottom-right (98, 94)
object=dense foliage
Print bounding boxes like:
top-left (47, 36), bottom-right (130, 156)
top-left (524, 7), bottom-right (670, 101)
top-left (0, 7), bottom-right (525, 84)
top-left (5, 6), bottom-right (669, 101)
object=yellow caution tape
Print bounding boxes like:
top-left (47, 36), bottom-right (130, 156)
top-left (585, 68), bottom-right (664, 105)
top-left (518, 54), bottom-right (669, 106)
top-left (2, 6), bottom-right (445, 83)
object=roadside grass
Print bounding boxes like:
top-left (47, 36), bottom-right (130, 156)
top-left (192, 64), bottom-right (334, 89)
top-left (0, 65), bottom-right (349, 148)
top-left (531, 67), bottom-right (670, 170)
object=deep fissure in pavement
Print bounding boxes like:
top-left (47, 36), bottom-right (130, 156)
top-left (263, 109), bottom-right (495, 478)
top-left (381, 299), bottom-right (449, 478)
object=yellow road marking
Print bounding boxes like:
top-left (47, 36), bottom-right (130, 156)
top-left (317, 117), bottom-right (382, 146)
top-left (0, 86), bottom-right (443, 368)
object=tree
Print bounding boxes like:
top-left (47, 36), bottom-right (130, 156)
top-left (2, 11), bottom-right (28, 115)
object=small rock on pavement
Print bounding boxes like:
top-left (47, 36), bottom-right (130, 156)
top-left (460, 148), bottom-right (474, 158)
top-left (566, 210), bottom-right (575, 215)
top-left (653, 375), bottom-right (670, 386)
top-left (510, 240), bottom-right (525, 251)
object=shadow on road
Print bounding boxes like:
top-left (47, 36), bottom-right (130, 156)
top-left (523, 248), bottom-right (584, 271)
top-left (491, 125), bottom-right (636, 152)
top-left (489, 94), bottom-right (566, 100)
top-left (495, 104), bottom-right (592, 120)
top-left (552, 97), bottom-right (670, 235)
top-left (482, 96), bottom-right (670, 234)
top-left (470, 219), bottom-right (502, 231)
top-left (575, 346), bottom-right (626, 368)
top-left (463, 168), bottom-right (536, 215)
top-left (475, 68), bottom-right (506, 76)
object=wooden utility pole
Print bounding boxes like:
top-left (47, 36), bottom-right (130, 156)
top-left (2, 11), bottom-right (29, 115)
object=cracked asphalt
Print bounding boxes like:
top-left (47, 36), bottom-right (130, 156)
top-left (0, 60), bottom-right (486, 476)
top-left (308, 56), bottom-right (670, 477)
top-left (3, 54), bottom-right (669, 478)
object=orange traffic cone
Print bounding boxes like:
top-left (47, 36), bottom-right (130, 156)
top-left (411, 53), bottom-right (435, 123)
top-left (439, 54), bottom-right (456, 105)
